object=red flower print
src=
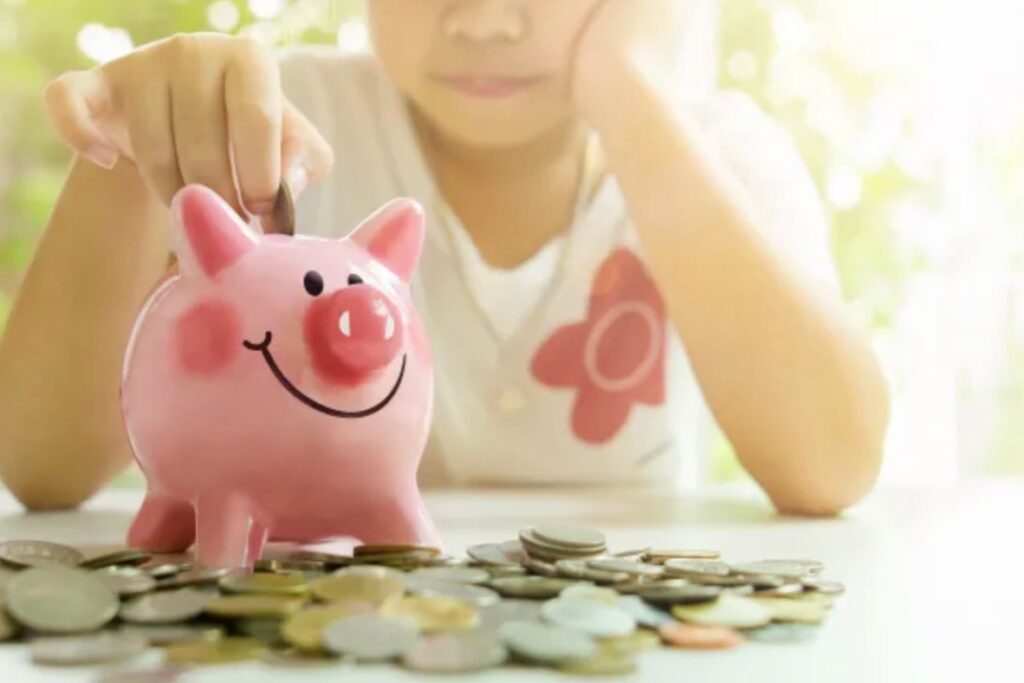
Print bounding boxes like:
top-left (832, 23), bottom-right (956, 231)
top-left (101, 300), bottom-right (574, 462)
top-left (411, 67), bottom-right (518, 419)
top-left (531, 248), bottom-right (667, 444)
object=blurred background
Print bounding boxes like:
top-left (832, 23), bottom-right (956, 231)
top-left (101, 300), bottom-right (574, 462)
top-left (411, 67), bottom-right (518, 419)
top-left (1, 0), bottom-right (1023, 489)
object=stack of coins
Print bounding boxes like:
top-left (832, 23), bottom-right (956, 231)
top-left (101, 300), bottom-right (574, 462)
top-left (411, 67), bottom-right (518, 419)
top-left (0, 528), bottom-right (844, 678)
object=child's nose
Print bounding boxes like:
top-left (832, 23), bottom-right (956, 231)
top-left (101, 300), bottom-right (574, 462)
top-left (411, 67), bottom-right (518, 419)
top-left (304, 285), bottom-right (403, 385)
top-left (441, 0), bottom-right (527, 42)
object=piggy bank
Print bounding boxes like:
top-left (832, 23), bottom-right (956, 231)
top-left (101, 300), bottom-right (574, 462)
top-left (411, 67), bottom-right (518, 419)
top-left (121, 184), bottom-right (439, 568)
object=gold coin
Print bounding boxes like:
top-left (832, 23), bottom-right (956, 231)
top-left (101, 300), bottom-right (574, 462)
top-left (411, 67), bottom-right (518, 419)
top-left (559, 651), bottom-right (637, 676)
top-left (164, 637), bottom-right (268, 665)
top-left (380, 594), bottom-right (478, 633)
top-left (219, 572), bottom-right (309, 596)
top-left (354, 544), bottom-right (440, 557)
top-left (204, 594), bottom-right (306, 619)
top-left (599, 628), bottom-right (661, 655)
top-left (281, 603), bottom-right (376, 652)
top-left (750, 596), bottom-right (830, 624)
top-left (309, 569), bottom-right (404, 606)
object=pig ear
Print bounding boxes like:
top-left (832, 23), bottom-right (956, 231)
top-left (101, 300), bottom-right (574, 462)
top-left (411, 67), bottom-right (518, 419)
top-left (170, 185), bottom-right (257, 279)
top-left (346, 199), bottom-right (425, 282)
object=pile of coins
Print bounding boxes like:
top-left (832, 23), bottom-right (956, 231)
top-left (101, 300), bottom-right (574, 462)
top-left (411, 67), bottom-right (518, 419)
top-left (0, 527), bottom-right (844, 678)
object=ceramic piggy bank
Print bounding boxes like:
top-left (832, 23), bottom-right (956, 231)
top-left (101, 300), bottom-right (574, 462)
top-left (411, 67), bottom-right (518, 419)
top-left (121, 184), bottom-right (439, 568)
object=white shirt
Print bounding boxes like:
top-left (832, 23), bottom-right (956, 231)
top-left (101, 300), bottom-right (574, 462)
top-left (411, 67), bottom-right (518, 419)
top-left (278, 48), bottom-right (839, 489)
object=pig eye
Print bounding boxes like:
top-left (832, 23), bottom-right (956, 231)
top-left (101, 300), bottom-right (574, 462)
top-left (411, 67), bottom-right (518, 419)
top-left (348, 273), bottom-right (364, 286)
top-left (303, 270), bottom-right (324, 297)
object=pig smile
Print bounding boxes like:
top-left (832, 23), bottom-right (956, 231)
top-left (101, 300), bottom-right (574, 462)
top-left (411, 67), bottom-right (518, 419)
top-left (242, 331), bottom-right (406, 418)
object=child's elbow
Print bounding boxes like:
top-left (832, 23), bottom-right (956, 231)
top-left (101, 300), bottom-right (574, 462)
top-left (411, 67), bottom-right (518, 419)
top-left (770, 447), bottom-right (883, 517)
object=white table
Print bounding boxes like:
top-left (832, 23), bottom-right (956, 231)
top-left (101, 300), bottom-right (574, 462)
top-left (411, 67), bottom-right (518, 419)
top-left (1, 481), bottom-right (1019, 683)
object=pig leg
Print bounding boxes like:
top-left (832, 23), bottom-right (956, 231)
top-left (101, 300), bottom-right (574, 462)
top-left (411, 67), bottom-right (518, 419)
top-left (127, 493), bottom-right (195, 553)
top-left (355, 494), bottom-right (442, 549)
top-left (194, 490), bottom-right (269, 569)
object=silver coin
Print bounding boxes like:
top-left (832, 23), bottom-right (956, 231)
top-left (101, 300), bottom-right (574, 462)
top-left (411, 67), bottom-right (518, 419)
top-left (0, 605), bottom-right (19, 641)
top-left (521, 556), bottom-right (560, 577)
top-left (404, 576), bottom-right (501, 607)
top-left (498, 620), bottom-right (597, 664)
top-left (754, 582), bottom-right (805, 597)
top-left (145, 563), bottom-right (191, 580)
top-left (6, 566), bottom-right (119, 633)
top-left (0, 540), bottom-right (84, 569)
top-left (615, 596), bottom-right (676, 629)
top-left (97, 567), bottom-right (158, 597)
top-left (802, 577), bottom-right (845, 595)
top-left (555, 559), bottom-right (629, 585)
top-left (119, 623), bottom-right (223, 645)
top-left (731, 560), bottom-right (818, 579)
top-left (587, 558), bottom-right (664, 578)
top-left (31, 632), bottom-right (148, 666)
top-left (541, 599), bottom-right (636, 638)
top-left (321, 614), bottom-right (420, 661)
top-left (635, 582), bottom-right (721, 606)
top-left (532, 526), bottom-right (606, 550)
top-left (477, 599), bottom-right (544, 632)
top-left (156, 567), bottom-right (229, 588)
top-left (490, 576), bottom-right (576, 599)
top-left (559, 584), bottom-right (621, 604)
top-left (402, 631), bottom-right (508, 673)
top-left (519, 529), bottom-right (604, 560)
top-left (408, 566), bottom-right (490, 585)
top-left (466, 541), bottom-right (526, 567)
top-left (81, 549), bottom-right (152, 570)
top-left (120, 588), bottom-right (214, 624)
top-left (745, 622), bottom-right (820, 644)
top-left (663, 559), bottom-right (731, 578)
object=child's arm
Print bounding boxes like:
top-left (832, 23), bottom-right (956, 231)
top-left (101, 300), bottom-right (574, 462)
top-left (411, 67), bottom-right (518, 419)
top-left (0, 34), bottom-right (332, 509)
top-left (574, 1), bottom-right (890, 515)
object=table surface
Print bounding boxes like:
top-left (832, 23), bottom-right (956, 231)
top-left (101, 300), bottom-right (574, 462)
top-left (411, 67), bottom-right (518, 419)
top-left (0, 480), bottom-right (1019, 683)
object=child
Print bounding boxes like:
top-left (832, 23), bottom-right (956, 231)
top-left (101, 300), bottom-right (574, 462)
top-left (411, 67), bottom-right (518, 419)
top-left (0, 0), bottom-right (888, 514)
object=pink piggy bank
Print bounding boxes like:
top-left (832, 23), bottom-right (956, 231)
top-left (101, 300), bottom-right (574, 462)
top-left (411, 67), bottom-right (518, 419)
top-left (121, 184), bottom-right (439, 568)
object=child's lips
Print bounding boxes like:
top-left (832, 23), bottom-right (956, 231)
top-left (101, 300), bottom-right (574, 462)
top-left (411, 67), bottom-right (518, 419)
top-left (433, 73), bottom-right (547, 99)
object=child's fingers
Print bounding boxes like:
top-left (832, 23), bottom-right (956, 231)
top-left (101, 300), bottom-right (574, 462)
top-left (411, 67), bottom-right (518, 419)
top-left (43, 70), bottom-right (118, 169)
top-left (171, 63), bottom-right (242, 217)
top-left (121, 82), bottom-right (184, 207)
top-left (280, 99), bottom-right (334, 200)
top-left (225, 47), bottom-right (282, 217)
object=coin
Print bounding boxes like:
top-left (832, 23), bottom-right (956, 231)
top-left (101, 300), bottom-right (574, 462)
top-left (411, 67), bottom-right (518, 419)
top-left (559, 651), bottom-right (637, 676)
top-left (156, 567), bottom-right (229, 588)
top-left (31, 633), bottom-right (148, 666)
top-left (354, 544), bottom-right (440, 557)
top-left (658, 622), bottom-right (745, 650)
top-left (403, 576), bottom-right (501, 607)
top-left (119, 623), bottom-right (223, 645)
top-left (663, 559), bottom-right (732, 578)
top-left (235, 617), bottom-right (285, 643)
top-left (521, 556), bottom-right (560, 577)
top-left (6, 566), bottom-right (119, 633)
top-left (802, 577), bottom-right (845, 595)
top-left (281, 603), bottom-right (375, 651)
top-left (555, 559), bottom-right (629, 585)
top-left (599, 628), bottom-right (662, 655)
top-left (82, 549), bottom-right (152, 570)
top-left (635, 582), bottom-right (721, 606)
top-left (164, 637), bottom-right (267, 665)
top-left (499, 620), bottom-right (598, 664)
top-left (321, 614), bottom-right (420, 661)
top-left (409, 566), bottom-right (490, 585)
top-left (219, 572), bottom-right (309, 596)
top-left (381, 594), bottom-right (479, 632)
top-left (466, 541), bottom-right (526, 567)
top-left (519, 529), bottom-right (605, 561)
top-left (533, 526), bottom-right (606, 550)
top-left (643, 549), bottom-right (721, 563)
top-left (490, 576), bottom-right (576, 599)
top-left (309, 568), bottom-right (405, 605)
top-left (94, 666), bottom-right (185, 683)
top-left (204, 594), bottom-right (305, 619)
top-left (731, 560), bottom-right (818, 579)
top-left (615, 596), bottom-right (676, 629)
top-left (268, 180), bottom-right (295, 236)
top-left (477, 599), bottom-right (544, 632)
top-left (541, 599), bottom-right (636, 638)
top-left (587, 558), bottom-right (664, 578)
top-left (671, 594), bottom-right (773, 629)
top-left (0, 600), bottom-right (20, 641)
top-left (402, 631), bottom-right (508, 673)
top-left (146, 563), bottom-right (191, 580)
top-left (0, 540), bottom-right (85, 568)
top-left (120, 588), bottom-right (214, 624)
top-left (559, 583), bottom-right (620, 604)
top-left (750, 596), bottom-right (830, 623)
top-left (97, 567), bottom-right (158, 597)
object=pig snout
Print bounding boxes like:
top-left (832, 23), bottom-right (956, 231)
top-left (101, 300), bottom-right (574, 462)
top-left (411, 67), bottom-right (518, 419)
top-left (304, 286), bottom-right (404, 384)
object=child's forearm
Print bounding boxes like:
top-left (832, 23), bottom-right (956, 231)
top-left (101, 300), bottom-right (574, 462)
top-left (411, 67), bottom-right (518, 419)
top-left (586, 63), bottom-right (889, 515)
top-left (0, 156), bottom-right (171, 509)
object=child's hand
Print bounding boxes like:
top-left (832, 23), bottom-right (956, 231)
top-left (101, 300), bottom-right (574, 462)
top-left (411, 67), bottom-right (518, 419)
top-left (43, 33), bottom-right (334, 217)
top-left (571, 0), bottom-right (686, 118)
